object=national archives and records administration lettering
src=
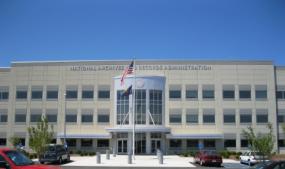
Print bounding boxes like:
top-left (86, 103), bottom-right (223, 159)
top-left (70, 65), bottom-right (212, 72)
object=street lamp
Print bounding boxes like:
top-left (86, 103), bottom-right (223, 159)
top-left (64, 92), bottom-right (67, 148)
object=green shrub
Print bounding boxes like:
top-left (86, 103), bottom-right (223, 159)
top-left (76, 150), bottom-right (81, 155)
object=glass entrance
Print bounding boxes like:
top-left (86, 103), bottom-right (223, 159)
top-left (117, 139), bottom-right (128, 154)
top-left (151, 140), bottom-right (161, 153)
top-left (135, 133), bottom-right (146, 154)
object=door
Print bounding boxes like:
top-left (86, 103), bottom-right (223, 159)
top-left (151, 140), bottom-right (161, 153)
top-left (135, 133), bottom-right (146, 154)
top-left (117, 139), bottom-right (128, 154)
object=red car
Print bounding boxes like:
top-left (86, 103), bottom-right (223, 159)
top-left (0, 148), bottom-right (61, 169)
top-left (194, 150), bottom-right (223, 167)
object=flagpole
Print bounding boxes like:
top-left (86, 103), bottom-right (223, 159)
top-left (132, 58), bottom-right (136, 160)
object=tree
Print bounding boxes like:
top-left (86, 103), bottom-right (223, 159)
top-left (8, 136), bottom-right (21, 148)
top-left (28, 116), bottom-right (54, 159)
top-left (242, 123), bottom-right (275, 162)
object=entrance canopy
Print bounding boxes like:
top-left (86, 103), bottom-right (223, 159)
top-left (106, 126), bottom-right (170, 133)
top-left (166, 133), bottom-right (224, 139)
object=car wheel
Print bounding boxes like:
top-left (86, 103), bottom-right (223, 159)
top-left (40, 161), bottom-right (44, 164)
top-left (58, 157), bottom-right (63, 164)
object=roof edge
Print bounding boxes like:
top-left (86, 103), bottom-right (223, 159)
top-left (11, 59), bottom-right (274, 66)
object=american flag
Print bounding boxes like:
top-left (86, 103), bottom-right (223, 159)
top-left (120, 61), bottom-right (134, 86)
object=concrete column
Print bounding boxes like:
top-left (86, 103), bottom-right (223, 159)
top-left (76, 139), bottom-right (81, 150)
top-left (162, 135), bottom-right (167, 155)
top-left (127, 132), bottom-right (132, 154)
top-left (112, 133), bottom-right (117, 155)
top-left (93, 139), bottom-right (97, 151)
top-left (216, 139), bottom-right (223, 151)
top-left (182, 139), bottom-right (187, 152)
top-left (146, 132), bottom-right (151, 154)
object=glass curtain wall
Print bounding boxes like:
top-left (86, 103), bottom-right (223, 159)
top-left (149, 90), bottom-right (162, 125)
top-left (117, 90), bottom-right (129, 125)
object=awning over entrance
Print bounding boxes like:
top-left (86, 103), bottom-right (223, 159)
top-left (106, 126), bottom-right (171, 133)
top-left (166, 133), bottom-right (224, 139)
top-left (57, 133), bottom-right (111, 139)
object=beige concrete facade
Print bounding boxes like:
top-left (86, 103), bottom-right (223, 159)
top-left (0, 60), bottom-right (284, 154)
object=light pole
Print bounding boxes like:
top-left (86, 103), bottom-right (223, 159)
top-left (64, 92), bottom-right (67, 148)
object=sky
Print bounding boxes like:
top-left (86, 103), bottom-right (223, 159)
top-left (0, 0), bottom-right (285, 67)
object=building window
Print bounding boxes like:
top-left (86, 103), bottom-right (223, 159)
top-left (256, 90), bottom-right (267, 99)
top-left (277, 91), bottom-right (285, 99)
top-left (169, 139), bottom-right (182, 148)
top-left (97, 139), bottom-right (109, 148)
top-left (46, 109), bottom-right (57, 123)
top-left (0, 138), bottom-right (6, 146)
top-left (239, 85), bottom-right (251, 99)
top-left (224, 114), bottom-right (235, 124)
top-left (117, 90), bottom-right (129, 125)
top-left (169, 90), bottom-right (181, 99)
top-left (46, 114), bottom-right (57, 123)
top-left (241, 140), bottom-right (248, 148)
top-left (16, 91), bottom-right (27, 99)
top-left (256, 114), bottom-right (268, 124)
top-left (224, 140), bottom-right (236, 148)
top-left (203, 114), bottom-right (215, 123)
top-left (66, 112), bottom-right (77, 123)
top-left (203, 110), bottom-right (215, 124)
top-left (66, 90), bottom-right (78, 99)
top-left (255, 85), bottom-right (267, 100)
top-left (81, 139), bottom-right (92, 147)
top-left (204, 140), bottom-right (215, 148)
top-left (240, 114), bottom-right (252, 124)
top-left (239, 91), bottom-right (251, 99)
top-left (0, 87), bottom-right (9, 101)
top-left (82, 114), bottom-right (93, 123)
top-left (31, 87), bottom-right (43, 100)
top-left (278, 140), bottom-right (285, 147)
top-left (66, 139), bottom-right (76, 147)
top-left (223, 109), bottom-right (236, 124)
top-left (82, 90), bottom-right (94, 99)
top-left (46, 89), bottom-right (58, 100)
top-left (186, 114), bottom-right (198, 124)
top-left (0, 110), bottom-right (8, 123)
top-left (98, 90), bottom-right (110, 99)
top-left (223, 90), bottom-right (235, 99)
top-left (186, 90), bottom-right (198, 99)
top-left (278, 114), bottom-right (285, 123)
top-left (30, 114), bottom-right (42, 123)
top-left (169, 114), bottom-right (182, 124)
top-left (98, 114), bottom-right (110, 123)
top-left (15, 114), bottom-right (26, 123)
top-left (203, 90), bottom-right (214, 99)
top-left (187, 140), bottom-right (198, 148)
top-left (135, 90), bottom-right (146, 124)
top-left (149, 90), bottom-right (162, 125)
top-left (31, 91), bottom-right (42, 100)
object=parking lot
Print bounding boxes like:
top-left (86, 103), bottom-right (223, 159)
top-left (57, 155), bottom-right (252, 169)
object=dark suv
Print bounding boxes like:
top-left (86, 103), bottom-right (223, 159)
top-left (39, 144), bottom-right (70, 164)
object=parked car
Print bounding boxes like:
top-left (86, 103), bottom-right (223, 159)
top-left (0, 148), bottom-right (61, 169)
top-left (251, 161), bottom-right (285, 169)
top-left (240, 151), bottom-right (265, 165)
top-left (194, 150), bottom-right (223, 167)
top-left (39, 144), bottom-right (70, 164)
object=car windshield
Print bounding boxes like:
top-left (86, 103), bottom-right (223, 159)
top-left (252, 161), bottom-right (273, 169)
top-left (204, 151), bottom-right (218, 155)
top-left (47, 145), bottom-right (56, 152)
top-left (4, 150), bottom-right (33, 166)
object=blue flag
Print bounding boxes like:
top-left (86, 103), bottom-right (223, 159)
top-left (121, 85), bottom-right (132, 96)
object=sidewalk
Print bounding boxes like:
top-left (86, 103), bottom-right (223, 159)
top-left (62, 155), bottom-right (196, 167)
